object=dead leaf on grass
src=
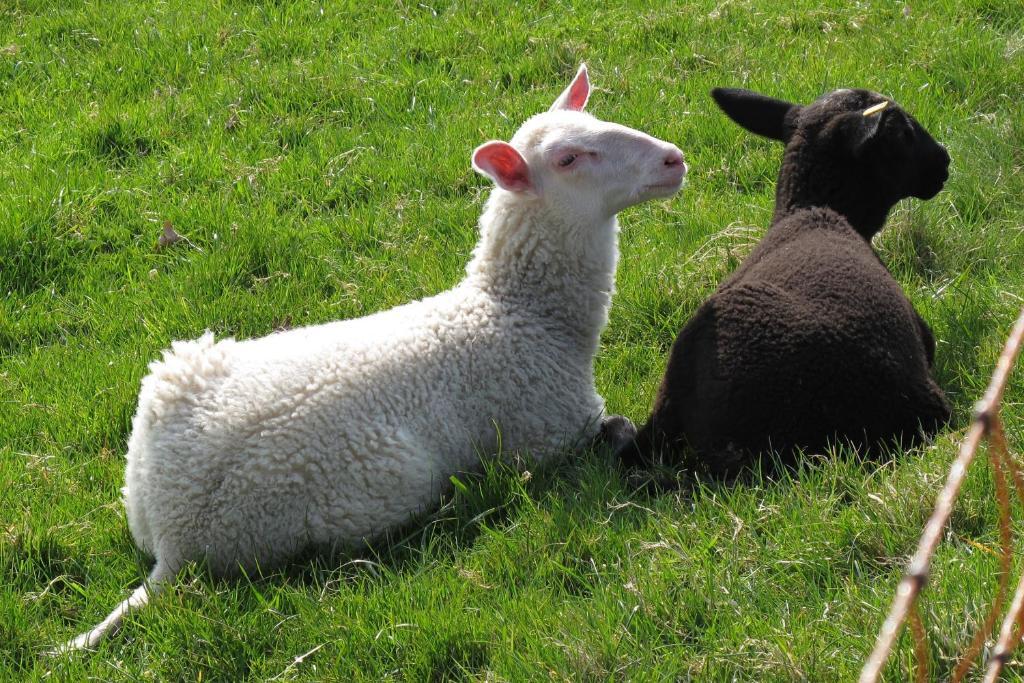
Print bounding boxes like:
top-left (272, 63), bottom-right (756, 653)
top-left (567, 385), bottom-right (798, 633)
top-left (158, 220), bottom-right (183, 248)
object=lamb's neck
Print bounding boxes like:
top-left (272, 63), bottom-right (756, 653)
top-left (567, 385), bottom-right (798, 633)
top-left (772, 153), bottom-right (894, 238)
top-left (464, 192), bottom-right (618, 347)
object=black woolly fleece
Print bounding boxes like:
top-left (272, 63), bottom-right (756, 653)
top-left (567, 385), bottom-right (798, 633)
top-left (624, 88), bottom-right (952, 476)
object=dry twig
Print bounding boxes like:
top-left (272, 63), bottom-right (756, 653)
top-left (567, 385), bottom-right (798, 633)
top-left (860, 305), bottom-right (1024, 682)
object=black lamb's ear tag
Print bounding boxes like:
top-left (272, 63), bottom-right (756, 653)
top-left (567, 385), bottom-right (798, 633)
top-left (711, 87), bottom-right (801, 142)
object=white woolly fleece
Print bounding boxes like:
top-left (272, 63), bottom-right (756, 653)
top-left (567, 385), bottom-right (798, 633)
top-left (60, 64), bottom-right (686, 651)
top-left (125, 202), bottom-right (613, 579)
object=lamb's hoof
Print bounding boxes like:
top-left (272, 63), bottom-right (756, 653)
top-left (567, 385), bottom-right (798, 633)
top-left (597, 415), bottom-right (638, 453)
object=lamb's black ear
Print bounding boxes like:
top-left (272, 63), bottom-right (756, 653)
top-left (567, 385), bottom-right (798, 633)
top-left (711, 88), bottom-right (800, 142)
top-left (841, 105), bottom-right (887, 158)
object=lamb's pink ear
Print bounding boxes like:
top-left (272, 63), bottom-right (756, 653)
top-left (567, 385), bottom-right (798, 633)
top-left (472, 141), bottom-right (533, 192)
top-left (548, 63), bottom-right (590, 112)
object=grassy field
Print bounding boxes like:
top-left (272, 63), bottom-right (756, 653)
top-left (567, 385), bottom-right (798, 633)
top-left (2, 0), bottom-right (1023, 680)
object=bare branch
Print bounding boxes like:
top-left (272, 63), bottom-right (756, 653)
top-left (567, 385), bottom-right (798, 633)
top-left (984, 424), bottom-right (1024, 683)
top-left (860, 305), bottom-right (1024, 683)
top-left (951, 423), bottom-right (1013, 682)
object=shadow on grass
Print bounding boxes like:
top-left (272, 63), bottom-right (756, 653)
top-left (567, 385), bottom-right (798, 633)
top-left (287, 444), bottom-right (620, 585)
top-left (931, 283), bottom-right (1021, 423)
top-left (29, 444), bottom-right (627, 671)
top-left (30, 420), bottom-right (969, 677)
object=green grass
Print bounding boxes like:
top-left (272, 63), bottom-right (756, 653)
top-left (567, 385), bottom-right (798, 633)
top-left (2, 0), bottom-right (1024, 680)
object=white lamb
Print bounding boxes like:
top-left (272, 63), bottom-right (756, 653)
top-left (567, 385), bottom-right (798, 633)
top-left (61, 64), bottom-right (687, 651)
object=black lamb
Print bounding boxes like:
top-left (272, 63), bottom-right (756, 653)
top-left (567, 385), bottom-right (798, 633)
top-left (620, 87), bottom-right (952, 476)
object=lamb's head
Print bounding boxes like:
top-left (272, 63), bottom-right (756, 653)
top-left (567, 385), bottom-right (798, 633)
top-left (472, 65), bottom-right (687, 224)
top-left (711, 86), bottom-right (950, 237)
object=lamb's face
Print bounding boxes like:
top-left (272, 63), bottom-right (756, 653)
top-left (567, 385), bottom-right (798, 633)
top-left (511, 111), bottom-right (686, 217)
top-left (472, 65), bottom-right (686, 222)
top-left (796, 89), bottom-right (951, 201)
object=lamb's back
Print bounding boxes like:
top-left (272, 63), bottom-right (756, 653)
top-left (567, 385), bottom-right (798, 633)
top-left (661, 208), bottom-right (943, 469)
top-left (123, 284), bottom-right (602, 566)
top-left (720, 208), bottom-right (920, 355)
top-left (123, 289), bottom-right (494, 562)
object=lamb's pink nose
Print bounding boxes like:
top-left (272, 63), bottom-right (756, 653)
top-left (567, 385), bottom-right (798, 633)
top-left (663, 147), bottom-right (685, 167)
